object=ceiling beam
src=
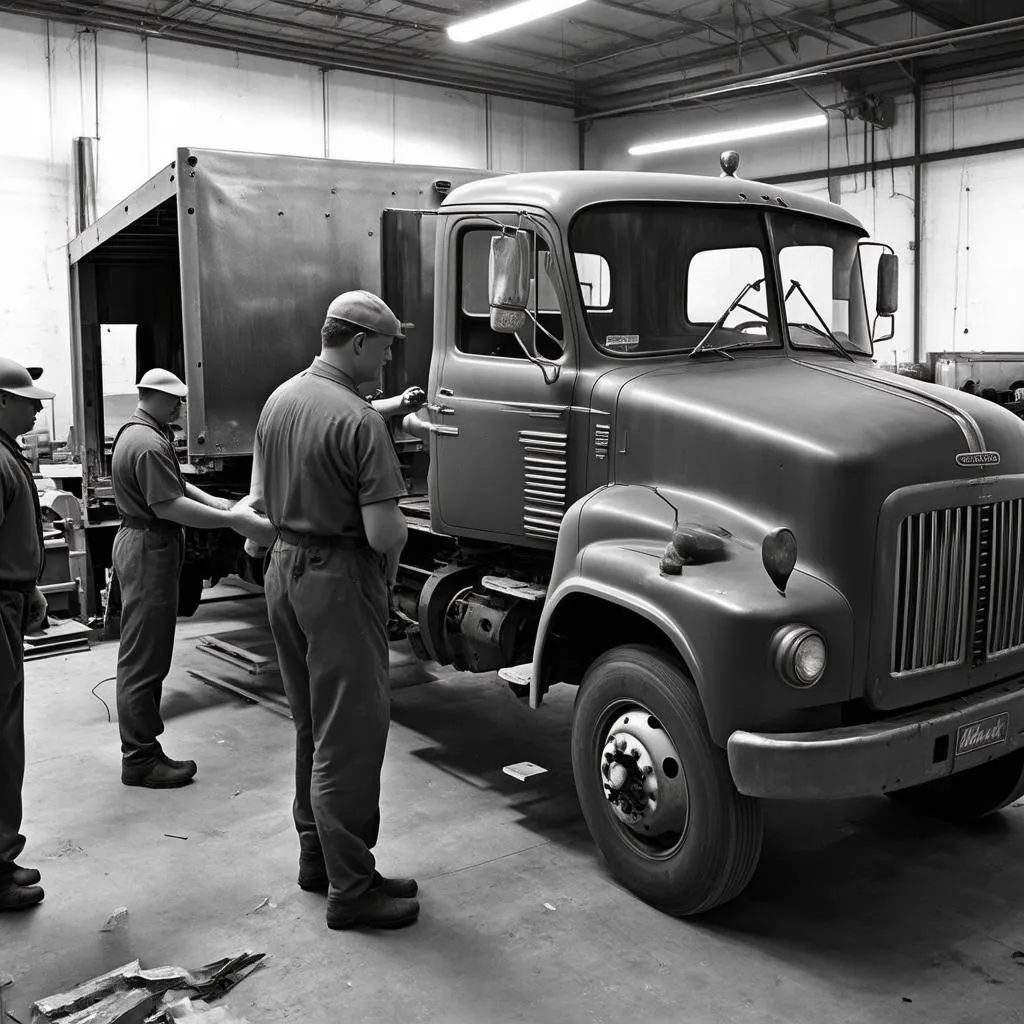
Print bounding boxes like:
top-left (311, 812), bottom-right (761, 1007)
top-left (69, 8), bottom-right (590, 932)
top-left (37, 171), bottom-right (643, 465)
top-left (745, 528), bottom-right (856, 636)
top-left (3, 0), bottom-right (580, 105)
top-left (888, 1), bottom-right (973, 30)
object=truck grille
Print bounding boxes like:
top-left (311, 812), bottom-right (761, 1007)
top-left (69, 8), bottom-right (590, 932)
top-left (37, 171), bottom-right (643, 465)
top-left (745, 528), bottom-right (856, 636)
top-left (986, 498), bottom-right (1024, 657)
top-left (891, 507), bottom-right (975, 674)
top-left (891, 498), bottom-right (1024, 674)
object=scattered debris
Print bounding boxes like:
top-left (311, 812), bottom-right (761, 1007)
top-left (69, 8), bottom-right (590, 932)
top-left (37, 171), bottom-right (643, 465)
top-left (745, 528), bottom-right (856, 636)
top-left (246, 898), bottom-right (272, 915)
top-left (231, 789), bottom-right (243, 799)
top-left (45, 840), bottom-right (86, 860)
top-left (163, 835), bottom-right (188, 842)
top-left (150, 997), bottom-right (250, 1023)
top-left (542, 902), bottom-right (557, 912)
top-left (8, 1011), bottom-right (24, 1024)
top-left (502, 761), bottom-right (548, 782)
top-left (1012, 950), bottom-right (1024, 964)
top-left (0, 977), bottom-right (12, 991)
top-left (99, 907), bottom-right (130, 933)
top-left (902, 997), bottom-right (913, 1003)
top-left (32, 961), bottom-right (141, 1020)
top-left (32, 955), bottom-right (265, 1024)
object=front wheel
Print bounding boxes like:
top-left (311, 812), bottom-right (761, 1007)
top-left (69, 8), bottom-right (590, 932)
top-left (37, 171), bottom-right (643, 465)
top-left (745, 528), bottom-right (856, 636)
top-left (887, 750), bottom-right (1024, 821)
top-left (571, 645), bottom-right (763, 916)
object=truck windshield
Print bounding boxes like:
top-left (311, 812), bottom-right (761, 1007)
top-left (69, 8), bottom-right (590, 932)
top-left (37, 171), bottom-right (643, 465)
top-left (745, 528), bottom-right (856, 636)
top-left (568, 203), bottom-right (781, 357)
top-left (770, 211), bottom-right (872, 356)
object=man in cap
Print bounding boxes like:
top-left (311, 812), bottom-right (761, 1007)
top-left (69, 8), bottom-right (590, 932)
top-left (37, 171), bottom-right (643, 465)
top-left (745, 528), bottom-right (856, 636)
top-left (242, 290), bottom-right (418, 930)
top-left (0, 357), bottom-right (54, 911)
top-left (111, 368), bottom-right (274, 789)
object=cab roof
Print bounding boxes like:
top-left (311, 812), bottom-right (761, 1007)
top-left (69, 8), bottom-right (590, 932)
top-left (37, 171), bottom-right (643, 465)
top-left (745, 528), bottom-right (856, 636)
top-left (442, 170), bottom-right (865, 233)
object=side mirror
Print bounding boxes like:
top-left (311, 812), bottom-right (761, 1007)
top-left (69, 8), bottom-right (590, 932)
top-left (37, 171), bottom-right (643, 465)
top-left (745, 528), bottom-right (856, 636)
top-left (489, 231), bottom-right (531, 334)
top-left (877, 252), bottom-right (899, 316)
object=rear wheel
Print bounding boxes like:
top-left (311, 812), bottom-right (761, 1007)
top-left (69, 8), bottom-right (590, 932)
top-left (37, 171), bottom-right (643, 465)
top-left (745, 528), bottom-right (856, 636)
top-left (887, 750), bottom-right (1024, 820)
top-left (571, 645), bottom-right (763, 916)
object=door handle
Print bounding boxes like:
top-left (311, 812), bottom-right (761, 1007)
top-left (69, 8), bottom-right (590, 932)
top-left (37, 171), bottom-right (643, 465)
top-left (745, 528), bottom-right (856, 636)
top-left (426, 403), bottom-right (456, 416)
top-left (438, 387), bottom-right (455, 397)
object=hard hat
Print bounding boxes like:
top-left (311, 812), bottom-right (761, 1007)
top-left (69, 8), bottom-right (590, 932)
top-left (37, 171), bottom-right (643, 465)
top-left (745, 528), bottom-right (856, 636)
top-left (325, 290), bottom-right (413, 339)
top-left (136, 368), bottom-right (187, 398)
top-left (0, 357), bottom-right (55, 400)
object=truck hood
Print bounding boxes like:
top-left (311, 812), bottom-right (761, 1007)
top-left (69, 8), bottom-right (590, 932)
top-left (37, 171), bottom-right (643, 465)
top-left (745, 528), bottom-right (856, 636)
top-left (612, 354), bottom-right (1024, 584)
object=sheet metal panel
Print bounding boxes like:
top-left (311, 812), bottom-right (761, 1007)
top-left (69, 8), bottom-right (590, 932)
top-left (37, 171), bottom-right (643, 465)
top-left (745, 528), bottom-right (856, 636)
top-left (179, 148), bottom-right (488, 460)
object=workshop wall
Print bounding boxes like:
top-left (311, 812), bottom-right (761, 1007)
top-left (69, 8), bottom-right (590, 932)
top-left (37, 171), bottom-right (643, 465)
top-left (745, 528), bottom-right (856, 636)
top-left (586, 69), bottom-right (1024, 369)
top-left (0, 11), bottom-right (578, 438)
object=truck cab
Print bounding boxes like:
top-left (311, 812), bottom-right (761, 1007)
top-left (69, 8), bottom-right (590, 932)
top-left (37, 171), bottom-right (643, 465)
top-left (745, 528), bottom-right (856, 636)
top-left (398, 159), bottom-right (1024, 916)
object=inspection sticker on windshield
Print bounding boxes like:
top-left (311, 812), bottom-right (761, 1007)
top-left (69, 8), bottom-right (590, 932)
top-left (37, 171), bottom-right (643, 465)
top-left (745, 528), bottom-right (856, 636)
top-left (605, 335), bottom-right (640, 352)
top-left (955, 713), bottom-right (1009, 758)
top-left (956, 451), bottom-right (1000, 467)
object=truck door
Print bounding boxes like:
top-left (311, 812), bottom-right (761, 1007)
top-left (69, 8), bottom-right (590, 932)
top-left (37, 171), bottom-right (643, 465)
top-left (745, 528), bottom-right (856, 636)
top-left (430, 220), bottom-right (576, 544)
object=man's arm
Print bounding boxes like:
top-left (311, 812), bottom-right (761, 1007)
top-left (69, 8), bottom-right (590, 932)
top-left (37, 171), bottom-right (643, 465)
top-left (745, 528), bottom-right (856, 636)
top-left (360, 499), bottom-right (408, 586)
top-left (184, 481), bottom-right (232, 511)
top-left (152, 495), bottom-right (275, 546)
top-left (371, 386), bottom-right (426, 419)
top-left (235, 439), bottom-right (265, 514)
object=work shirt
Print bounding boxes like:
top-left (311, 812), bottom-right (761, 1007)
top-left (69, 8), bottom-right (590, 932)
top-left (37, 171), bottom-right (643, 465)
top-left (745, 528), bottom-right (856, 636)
top-left (111, 408), bottom-right (186, 523)
top-left (255, 357), bottom-right (406, 538)
top-left (0, 429), bottom-right (43, 585)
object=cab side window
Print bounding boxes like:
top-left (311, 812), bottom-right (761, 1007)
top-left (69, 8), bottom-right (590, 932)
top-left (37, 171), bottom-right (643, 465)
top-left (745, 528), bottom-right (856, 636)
top-left (458, 228), bottom-right (565, 361)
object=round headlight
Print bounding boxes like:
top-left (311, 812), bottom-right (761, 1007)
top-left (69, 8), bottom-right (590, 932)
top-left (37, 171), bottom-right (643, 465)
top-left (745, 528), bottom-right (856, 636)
top-left (773, 625), bottom-right (827, 688)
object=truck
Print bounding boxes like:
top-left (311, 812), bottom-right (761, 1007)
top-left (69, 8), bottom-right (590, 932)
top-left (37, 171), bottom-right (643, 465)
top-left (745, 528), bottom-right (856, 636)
top-left (67, 147), bottom-right (1024, 916)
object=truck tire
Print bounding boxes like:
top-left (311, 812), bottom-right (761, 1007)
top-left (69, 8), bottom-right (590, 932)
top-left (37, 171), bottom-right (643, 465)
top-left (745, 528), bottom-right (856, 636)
top-left (887, 750), bottom-right (1024, 821)
top-left (571, 645), bottom-right (763, 916)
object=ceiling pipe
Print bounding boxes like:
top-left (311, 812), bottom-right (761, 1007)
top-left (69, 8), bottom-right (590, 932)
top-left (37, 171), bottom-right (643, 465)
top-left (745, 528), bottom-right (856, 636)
top-left (577, 13), bottom-right (1024, 119)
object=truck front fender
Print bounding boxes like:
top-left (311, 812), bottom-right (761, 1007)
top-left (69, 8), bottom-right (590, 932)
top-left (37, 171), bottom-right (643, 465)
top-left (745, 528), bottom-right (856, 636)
top-left (533, 486), bottom-right (854, 745)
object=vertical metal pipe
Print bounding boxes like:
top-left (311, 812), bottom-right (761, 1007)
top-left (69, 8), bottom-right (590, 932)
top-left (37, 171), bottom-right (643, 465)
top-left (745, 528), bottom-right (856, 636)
top-left (913, 78), bottom-right (923, 363)
top-left (72, 136), bottom-right (97, 234)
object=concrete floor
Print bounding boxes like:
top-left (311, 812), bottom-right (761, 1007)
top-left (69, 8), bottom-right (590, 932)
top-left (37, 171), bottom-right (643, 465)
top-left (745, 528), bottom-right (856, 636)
top-left (2, 590), bottom-right (1024, 1024)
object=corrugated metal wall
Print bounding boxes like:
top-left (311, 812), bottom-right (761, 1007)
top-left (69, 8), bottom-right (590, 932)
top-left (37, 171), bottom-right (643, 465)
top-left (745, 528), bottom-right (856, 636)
top-left (0, 10), bottom-right (578, 436)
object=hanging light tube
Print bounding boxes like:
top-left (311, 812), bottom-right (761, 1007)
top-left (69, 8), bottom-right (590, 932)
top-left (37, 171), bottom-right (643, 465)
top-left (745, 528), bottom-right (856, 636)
top-left (629, 113), bottom-right (828, 156)
top-left (448, 0), bottom-right (589, 43)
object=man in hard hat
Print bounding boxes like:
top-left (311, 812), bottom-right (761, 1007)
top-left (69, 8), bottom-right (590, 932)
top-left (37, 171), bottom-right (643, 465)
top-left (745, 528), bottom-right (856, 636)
top-left (111, 368), bottom-right (274, 789)
top-left (242, 290), bottom-right (418, 930)
top-left (0, 357), bottom-right (54, 911)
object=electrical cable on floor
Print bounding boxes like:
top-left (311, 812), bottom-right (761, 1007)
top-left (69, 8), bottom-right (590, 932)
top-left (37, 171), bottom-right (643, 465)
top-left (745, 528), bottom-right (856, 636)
top-left (91, 676), bottom-right (115, 723)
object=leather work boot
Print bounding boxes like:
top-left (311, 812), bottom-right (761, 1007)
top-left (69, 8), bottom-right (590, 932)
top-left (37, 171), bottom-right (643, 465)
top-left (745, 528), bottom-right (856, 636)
top-left (0, 862), bottom-right (41, 887)
top-left (297, 834), bottom-right (329, 892)
top-left (326, 888), bottom-right (420, 930)
top-left (122, 760), bottom-right (195, 789)
top-left (299, 866), bottom-right (418, 898)
top-left (158, 753), bottom-right (198, 778)
top-left (0, 880), bottom-right (44, 912)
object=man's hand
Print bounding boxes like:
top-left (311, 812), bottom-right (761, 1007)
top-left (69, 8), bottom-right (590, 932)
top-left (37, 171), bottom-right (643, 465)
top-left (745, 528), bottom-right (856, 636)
top-left (400, 386), bottom-right (427, 412)
top-left (26, 587), bottom-right (48, 633)
top-left (230, 505), bottom-right (276, 547)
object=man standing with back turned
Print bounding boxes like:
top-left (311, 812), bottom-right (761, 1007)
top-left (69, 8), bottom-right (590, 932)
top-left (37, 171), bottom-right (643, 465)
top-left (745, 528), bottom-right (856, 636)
top-left (0, 358), bottom-right (53, 911)
top-left (112, 368), bottom-right (274, 789)
top-left (245, 290), bottom-right (417, 931)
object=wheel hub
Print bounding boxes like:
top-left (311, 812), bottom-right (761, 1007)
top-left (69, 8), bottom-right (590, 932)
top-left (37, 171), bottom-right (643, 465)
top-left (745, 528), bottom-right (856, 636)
top-left (600, 709), bottom-right (687, 837)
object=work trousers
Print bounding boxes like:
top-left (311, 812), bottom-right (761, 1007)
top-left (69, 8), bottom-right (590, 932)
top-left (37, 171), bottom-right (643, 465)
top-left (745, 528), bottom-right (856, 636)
top-left (0, 590), bottom-right (29, 866)
top-left (113, 526), bottom-right (184, 766)
top-left (265, 540), bottom-right (390, 902)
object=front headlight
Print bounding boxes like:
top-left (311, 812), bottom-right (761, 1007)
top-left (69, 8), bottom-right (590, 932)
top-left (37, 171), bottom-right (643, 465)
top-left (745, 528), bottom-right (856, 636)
top-left (773, 625), bottom-right (827, 688)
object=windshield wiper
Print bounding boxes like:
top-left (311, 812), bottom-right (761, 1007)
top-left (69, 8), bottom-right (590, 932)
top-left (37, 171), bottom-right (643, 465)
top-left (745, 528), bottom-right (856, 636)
top-left (689, 279), bottom-right (765, 360)
top-left (784, 280), bottom-right (854, 362)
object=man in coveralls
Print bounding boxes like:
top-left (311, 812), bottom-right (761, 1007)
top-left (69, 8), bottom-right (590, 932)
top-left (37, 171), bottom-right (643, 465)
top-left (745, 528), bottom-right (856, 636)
top-left (245, 290), bottom-right (417, 930)
top-left (112, 369), bottom-right (273, 789)
top-left (0, 357), bottom-right (53, 911)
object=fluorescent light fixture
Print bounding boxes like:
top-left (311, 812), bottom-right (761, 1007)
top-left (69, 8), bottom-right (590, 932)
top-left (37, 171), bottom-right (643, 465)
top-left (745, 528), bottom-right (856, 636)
top-left (629, 113), bottom-right (828, 157)
top-left (448, 0), bottom-right (588, 43)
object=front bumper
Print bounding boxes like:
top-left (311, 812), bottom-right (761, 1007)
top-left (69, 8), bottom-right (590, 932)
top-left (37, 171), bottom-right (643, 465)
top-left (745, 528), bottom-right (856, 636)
top-left (727, 678), bottom-right (1024, 800)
